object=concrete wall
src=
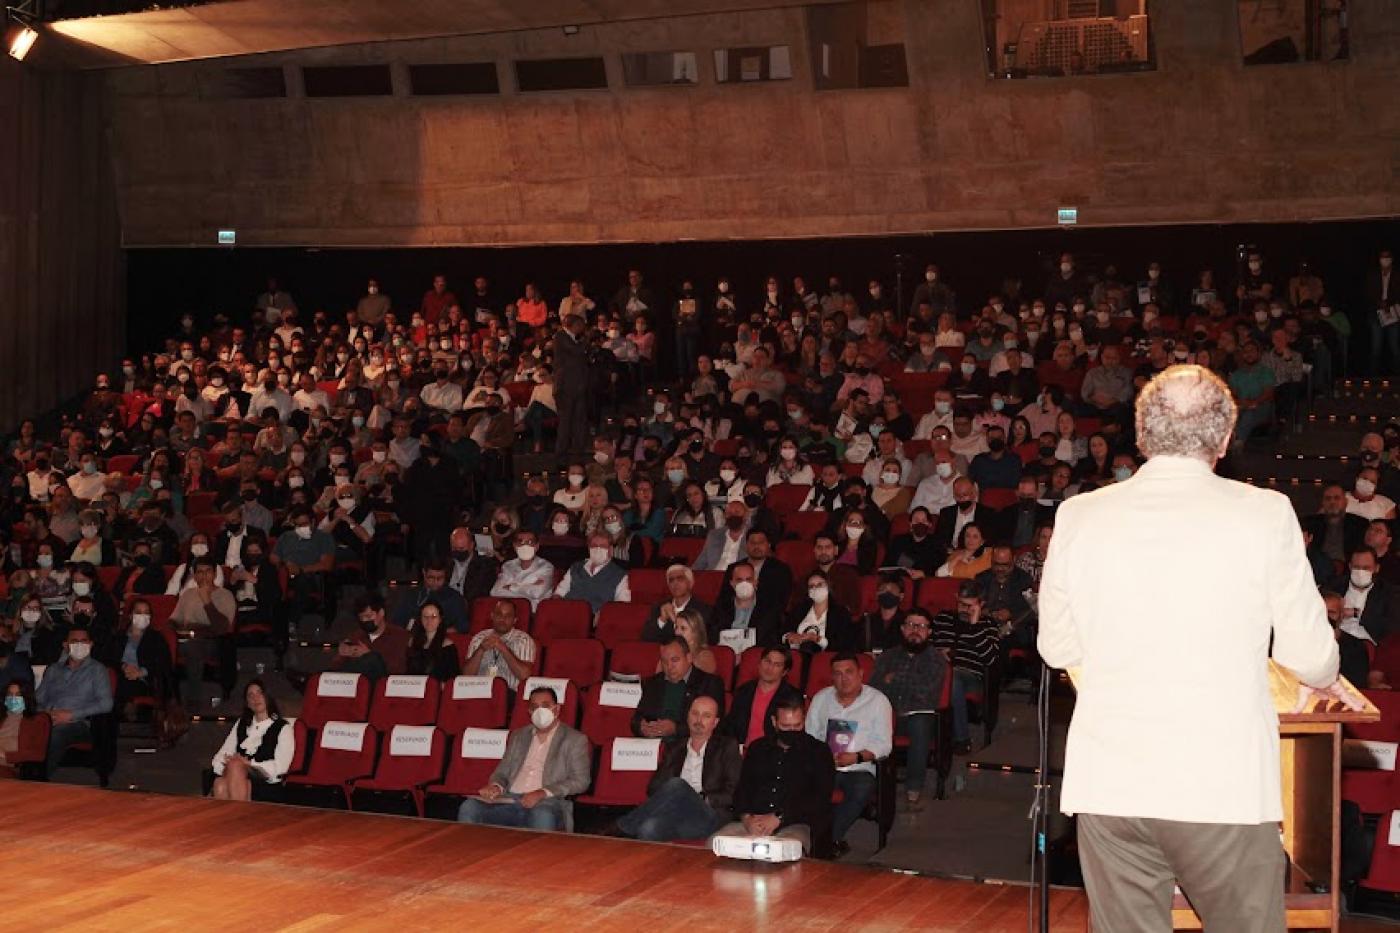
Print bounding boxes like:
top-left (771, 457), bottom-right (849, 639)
top-left (0, 61), bottom-right (125, 430)
top-left (101, 0), bottom-right (1400, 248)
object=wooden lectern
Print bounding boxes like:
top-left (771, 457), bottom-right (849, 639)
top-left (1168, 663), bottom-right (1380, 932)
top-left (1073, 662), bottom-right (1380, 933)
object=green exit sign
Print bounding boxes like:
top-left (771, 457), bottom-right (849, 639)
top-left (1057, 207), bottom-right (1078, 225)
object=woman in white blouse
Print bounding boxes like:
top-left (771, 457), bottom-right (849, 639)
top-left (211, 679), bottom-right (295, 801)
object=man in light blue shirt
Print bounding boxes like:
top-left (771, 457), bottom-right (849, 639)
top-left (805, 654), bottom-right (892, 856)
top-left (36, 626), bottom-right (113, 777)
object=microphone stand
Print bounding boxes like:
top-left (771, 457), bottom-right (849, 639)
top-left (1027, 661), bottom-right (1053, 933)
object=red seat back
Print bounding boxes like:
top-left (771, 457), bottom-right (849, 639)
top-left (433, 729), bottom-right (508, 795)
top-left (469, 596), bottom-right (532, 636)
top-left (626, 569), bottom-right (669, 606)
top-left (980, 488), bottom-right (1017, 510)
top-left (185, 491), bottom-right (218, 517)
top-left (105, 453), bottom-right (139, 474)
top-left (692, 571), bottom-right (724, 605)
top-left (765, 483), bottom-right (811, 516)
top-left (541, 638), bottom-right (606, 688)
top-left (301, 672), bottom-right (372, 730)
top-left (581, 682), bottom-right (642, 746)
top-left (509, 677), bottom-right (579, 729)
top-left (365, 726), bottom-right (446, 790)
top-left (369, 675), bottom-right (441, 731)
top-left (609, 641), bottom-right (660, 679)
top-left (301, 722), bottom-right (378, 785)
top-left (532, 599), bottom-right (592, 644)
top-left (96, 566), bottom-right (121, 594)
top-left (781, 511), bottom-right (828, 543)
top-left (11, 713), bottom-right (52, 765)
top-left (1361, 804), bottom-right (1400, 894)
top-left (1344, 690), bottom-right (1400, 744)
top-left (579, 737), bottom-right (659, 806)
top-left (775, 540), bottom-right (817, 584)
top-left (710, 645), bottom-right (737, 691)
top-left (595, 602), bottom-right (649, 649)
top-left (917, 577), bottom-right (961, 614)
top-left (437, 676), bottom-right (509, 734)
top-left (289, 718), bottom-right (310, 774)
top-left (658, 538), bottom-right (704, 563)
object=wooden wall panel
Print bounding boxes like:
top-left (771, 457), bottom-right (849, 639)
top-left (0, 61), bottom-right (125, 432)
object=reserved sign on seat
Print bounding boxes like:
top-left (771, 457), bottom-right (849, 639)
top-left (461, 728), bottom-right (509, 760)
top-left (385, 675), bottom-right (430, 699)
top-left (390, 725), bottom-right (435, 757)
top-left (612, 737), bottom-right (661, 771)
top-left (452, 675), bottom-right (495, 699)
top-left (599, 683), bottom-right (642, 708)
top-left (321, 721), bottom-right (368, 752)
top-left (317, 673), bottom-right (361, 698)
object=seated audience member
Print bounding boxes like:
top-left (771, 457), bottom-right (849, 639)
top-left (1312, 483), bottom-right (1368, 563)
top-left (270, 506), bottom-right (336, 638)
top-left (0, 678), bottom-right (38, 767)
top-left (967, 425), bottom-right (1022, 491)
top-left (491, 530), bottom-right (555, 609)
top-left (783, 571), bottom-right (856, 653)
top-left (710, 561), bottom-right (782, 649)
top-left (110, 599), bottom-right (174, 714)
top-left (114, 539), bottom-right (168, 599)
top-left (1346, 467), bottom-right (1398, 522)
top-left (1323, 593), bottom-right (1370, 689)
top-left (35, 625), bottom-right (113, 777)
top-left (935, 523), bottom-right (992, 580)
top-left (463, 598), bottom-right (538, 691)
top-left (632, 637), bottom-right (725, 741)
top-left (642, 564), bottom-right (712, 644)
top-left (668, 609), bottom-right (717, 676)
top-left (210, 679), bottom-right (294, 801)
top-left (724, 646), bottom-right (804, 746)
top-left (553, 532), bottom-right (631, 612)
top-left (740, 527), bottom-right (793, 614)
top-left (712, 696), bottom-right (836, 857)
top-left (692, 500), bottom-right (751, 572)
top-left (930, 582), bottom-right (1001, 754)
top-left (390, 559), bottom-right (469, 632)
top-left (811, 534), bottom-right (861, 616)
top-left (853, 571), bottom-right (908, 651)
top-left (170, 559), bottom-right (237, 707)
top-left (975, 544), bottom-right (1036, 659)
top-left (873, 608), bottom-right (950, 807)
top-left (616, 696), bottom-right (741, 842)
top-left (447, 526), bottom-right (500, 604)
top-left (1366, 519), bottom-right (1400, 585)
top-left (805, 654), bottom-right (893, 856)
top-left (456, 685), bottom-right (591, 832)
top-left (404, 600), bottom-right (461, 681)
top-left (885, 508), bottom-right (945, 578)
top-left (165, 534), bottom-right (224, 595)
top-left (227, 537), bottom-right (287, 656)
top-left (1338, 547), bottom-right (1394, 651)
top-left (333, 591), bottom-right (408, 679)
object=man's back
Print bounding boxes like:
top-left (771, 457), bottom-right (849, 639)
top-left (1039, 456), bottom-right (1337, 824)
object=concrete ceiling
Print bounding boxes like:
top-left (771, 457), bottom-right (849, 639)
top-left (39, 0), bottom-right (834, 68)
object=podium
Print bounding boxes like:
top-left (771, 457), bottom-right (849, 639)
top-left (1071, 662), bottom-right (1381, 933)
top-left (1167, 663), bottom-right (1380, 932)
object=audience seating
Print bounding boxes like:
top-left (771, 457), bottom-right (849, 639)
top-left (369, 675), bottom-right (441, 731)
top-left (782, 511), bottom-right (828, 542)
top-left (350, 725), bottom-right (446, 817)
top-left (436, 675), bottom-right (509, 733)
top-left (805, 652), bottom-right (876, 697)
top-left (531, 598), bottom-right (592, 644)
top-left (424, 728), bottom-right (509, 817)
top-left (541, 638), bottom-right (606, 688)
top-left (626, 569), bottom-right (669, 606)
top-left (1356, 803), bottom-right (1400, 899)
top-left (765, 484), bottom-right (811, 516)
top-left (609, 641), bottom-right (659, 680)
top-left (1341, 690), bottom-right (1400, 815)
top-left (692, 571), bottom-right (724, 605)
top-left (300, 672), bottom-right (372, 730)
top-left (284, 722), bottom-right (380, 809)
top-left (775, 540), bottom-right (817, 583)
top-left (657, 538), bottom-right (704, 563)
top-left (709, 645), bottom-right (737, 690)
top-left (916, 578), bottom-right (961, 614)
top-left (576, 737), bottom-right (661, 808)
top-left (580, 682), bottom-right (643, 746)
top-left (4, 712), bottom-right (51, 779)
top-left (979, 488), bottom-right (1018, 511)
top-left (595, 603), bottom-right (649, 649)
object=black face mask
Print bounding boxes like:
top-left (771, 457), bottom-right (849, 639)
top-left (358, 619), bottom-right (377, 635)
top-left (226, 521), bottom-right (243, 535)
top-left (846, 494), bottom-right (863, 509)
top-left (689, 440), bottom-right (704, 455)
top-left (245, 554), bottom-right (263, 567)
top-left (743, 493), bottom-right (762, 509)
top-left (493, 522), bottom-right (511, 534)
top-left (1038, 445), bottom-right (1054, 459)
top-left (988, 438), bottom-right (1006, 453)
top-left (774, 727), bottom-right (804, 747)
top-left (877, 591), bottom-right (901, 610)
top-left (241, 489), bottom-right (258, 502)
top-left (451, 549), bottom-right (471, 562)
top-left (910, 522), bottom-right (929, 539)
top-left (725, 515), bottom-right (745, 532)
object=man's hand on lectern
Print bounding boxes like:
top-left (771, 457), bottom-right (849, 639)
top-left (1293, 680), bottom-right (1366, 715)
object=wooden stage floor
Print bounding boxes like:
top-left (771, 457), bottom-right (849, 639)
top-left (0, 783), bottom-right (1091, 932)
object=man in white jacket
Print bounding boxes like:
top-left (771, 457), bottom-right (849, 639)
top-left (1039, 365), bottom-right (1360, 933)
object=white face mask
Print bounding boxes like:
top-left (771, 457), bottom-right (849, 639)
top-left (1356, 478), bottom-right (1376, 498)
top-left (531, 706), bottom-right (556, 730)
top-left (72, 581), bottom-right (91, 597)
top-left (338, 497), bottom-right (357, 511)
top-left (1248, 261), bottom-right (1262, 273)
top-left (288, 476), bottom-right (305, 489)
top-left (733, 580), bottom-right (756, 601)
top-left (68, 642), bottom-right (91, 661)
top-left (295, 525), bottom-right (313, 540)
top-left (131, 614), bottom-right (150, 631)
top-left (515, 543), bottom-right (538, 561)
top-left (593, 451), bottom-right (610, 465)
top-left (1060, 263), bottom-right (1072, 274)
top-left (551, 519), bottom-right (571, 536)
top-left (1351, 568), bottom-right (1374, 589)
top-left (568, 473), bottom-right (584, 488)
top-left (290, 451), bottom-right (305, 465)
top-left (845, 525), bottom-right (864, 540)
top-left (808, 585), bottom-right (829, 603)
top-left (924, 271), bottom-right (936, 283)
top-left (780, 447), bottom-right (797, 461)
top-left (21, 609), bottom-right (41, 625)
top-left (372, 450), bottom-right (388, 463)
top-left (80, 525), bottom-right (98, 539)
top-left (1382, 257), bottom-right (1394, 270)
top-left (881, 471), bottom-right (900, 486)
top-left (604, 520), bottom-right (623, 535)
top-left (190, 543), bottom-right (209, 557)
top-left (589, 547), bottom-right (610, 566)
top-left (935, 462), bottom-right (953, 479)
top-left (934, 400), bottom-right (951, 415)
top-left (719, 469), bottom-right (736, 484)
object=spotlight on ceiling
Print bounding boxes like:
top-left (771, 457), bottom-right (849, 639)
top-left (8, 24), bottom-right (37, 60)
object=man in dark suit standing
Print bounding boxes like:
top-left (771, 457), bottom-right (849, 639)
top-left (934, 477), bottom-right (1004, 551)
top-left (615, 696), bottom-right (741, 841)
top-left (553, 314), bottom-right (592, 457)
top-left (1364, 248), bottom-right (1398, 375)
top-left (632, 637), bottom-right (725, 742)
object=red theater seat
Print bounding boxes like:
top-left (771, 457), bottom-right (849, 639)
top-left (541, 638), bottom-right (605, 688)
top-left (532, 599), bottom-right (593, 644)
top-left (300, 672), bottom-right (372, 730)
top-left (436, 675), bottom-right (509, 734)
top-left (577, 737), bottom-right (660, 808)
top-left (350, 725), bottom-right (446, 817)
top-left (595, 602), bottom-right (649, 649)
top-left (369, 675), bottom-right (441, 731)
top-left (285, 722), bottom-right (379, 809)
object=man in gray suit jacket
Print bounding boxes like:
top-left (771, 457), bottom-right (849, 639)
top-left (456, 685), bottom-right (592, 832)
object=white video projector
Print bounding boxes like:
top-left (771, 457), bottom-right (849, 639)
top-left (711, 834), bottom-right (804, 863)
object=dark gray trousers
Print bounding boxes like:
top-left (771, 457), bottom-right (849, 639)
top-left (1078, 813), bottom-right (1286, 933)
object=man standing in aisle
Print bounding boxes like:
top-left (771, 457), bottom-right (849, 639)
top-left (1039, 365), bottom-right (1360, 933)
top-left (553, 314), bottom-right (591, 457)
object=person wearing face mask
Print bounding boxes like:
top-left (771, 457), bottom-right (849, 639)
top-left (356, 277), bottom-right (391, 325)
top-left (491, 530), bottom-right (556, 610)
top-left (68, 508), bottom-right (113, 567)
top-left (709, 561), bottom-right (783, 650)
top-left (11, 597), bottom-right (63, 666)
top-left (165, 534), bottom-right (225, 596)
top-left (692, 501), bottom-right (752, 573)
top-left (0, 678), bottom-right (38, 767)
top-left (967, 425), bottom-right (1022, 491)
top-left (1365, 248), bottom-right (1400, 375)
top-left (457, 684), bottom-right (592, 832)
top-left (333, 591), bottom-right (408, 679)
top-left (443, 526), bottom-right (499, 605)
top-left (552, 532), bottom-right (631, 613)
top-left (932, 477), bottom-right (1003, 554)
top-left (1043, 253), bottom-right (1086, 311)
top-left (782, 571), bottom-right (857, 653)
top-left (111, 598), bottom-right (175, 715)
top-left (886, 507), bottom-right (947, 578)
top-left (1344, 466), bottom-right (1397, 521)
top-left (1338, 547), bottom-right (1395, 651)
top-left (908, 263), bottom-right (956, 318)
top-left (269, 507), bottom-right (336, 642)
top-left (113, 541), bottom-right (167, 598)
top-left (764, 435), bottom-right (814, 488)
top-left (36, 625), bottom-right (113, 777)
top-left (318, 483), bottom-right (375, 563)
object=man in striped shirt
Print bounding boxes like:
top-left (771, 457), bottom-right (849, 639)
top-left (929, 580), bottom-right (1000, 755)
top-left (463, 599), bottom-right (537, 692)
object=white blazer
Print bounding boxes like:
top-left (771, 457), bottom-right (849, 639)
top-left (1038, 455), bottom-right (1338, 824)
